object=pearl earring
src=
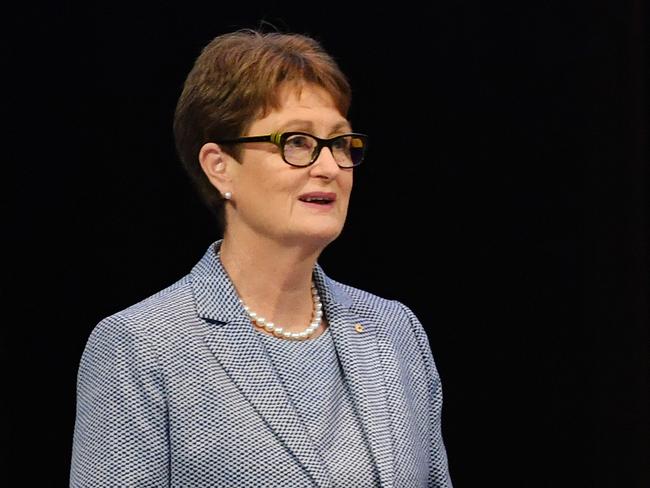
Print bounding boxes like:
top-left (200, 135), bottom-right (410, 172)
top-left (224, 191), bottom-right (232, 200)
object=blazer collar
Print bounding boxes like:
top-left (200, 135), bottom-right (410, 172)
top-left (190, 241), bottom-right (395, 487)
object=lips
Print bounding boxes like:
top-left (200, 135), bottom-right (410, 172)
top-left (298, 192), bottom-right (337, 205)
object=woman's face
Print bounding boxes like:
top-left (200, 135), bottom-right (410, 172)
top-left (224, 84), bottom-right (354, 250)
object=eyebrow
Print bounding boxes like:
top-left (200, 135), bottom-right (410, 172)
top-left (278, 119), bottom-right (353, 134)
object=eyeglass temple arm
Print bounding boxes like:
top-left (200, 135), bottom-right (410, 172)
top-left (212, 135), bottom-right (274, 144)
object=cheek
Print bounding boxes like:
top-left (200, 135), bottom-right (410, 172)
top-left (263, 175), bottom-right (304, 206)
top-left (239, 162), bottom-right (292, 199)
top-left (341, 174), bottom-right (354, 200)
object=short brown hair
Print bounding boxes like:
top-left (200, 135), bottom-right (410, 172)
top-left (173, 29), bottom-right (352, 228)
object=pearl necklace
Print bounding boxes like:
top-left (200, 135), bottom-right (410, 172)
top-left (239, 284), bottom-right (323, 340)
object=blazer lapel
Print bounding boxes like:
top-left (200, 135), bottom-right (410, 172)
top-left (203, 320), bottom-right (331, 487)
top-left (315, 270), bottom-right (396, 487)
top-left (191, 243), bottom-right (331, 488)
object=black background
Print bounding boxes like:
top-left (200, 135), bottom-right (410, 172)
top-left (5, 1), bottom-right (648, 486)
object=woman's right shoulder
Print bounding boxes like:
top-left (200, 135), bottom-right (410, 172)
top-left (86, 274), bottom-right (197, 348)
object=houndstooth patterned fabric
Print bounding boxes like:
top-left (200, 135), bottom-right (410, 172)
top-left (259, 329), bottom-right (380, 486)
top-left (71, 240), bottom-right (452, 487)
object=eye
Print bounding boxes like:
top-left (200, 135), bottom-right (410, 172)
top-left (332, 135), bottom-right (352, 152)
top-left (284, 134), bottom-right (314, 150)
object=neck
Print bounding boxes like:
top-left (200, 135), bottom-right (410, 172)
top-left (219, 230), bottom-right (323, 333)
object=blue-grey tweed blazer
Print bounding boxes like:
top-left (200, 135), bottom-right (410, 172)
top-left (71, 241), bottom-right (452, 487)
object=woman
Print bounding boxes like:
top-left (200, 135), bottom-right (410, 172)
top-left (71, 29), bottom-right (452, 487)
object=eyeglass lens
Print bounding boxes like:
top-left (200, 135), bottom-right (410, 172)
top-left (283, 134), bottom-right (365, 167)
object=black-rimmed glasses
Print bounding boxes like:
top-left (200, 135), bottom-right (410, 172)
top-left (213, 131), bottom-right (368, 168)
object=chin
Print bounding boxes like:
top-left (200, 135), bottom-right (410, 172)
top-left (290, 225), bottom-right (344, 249)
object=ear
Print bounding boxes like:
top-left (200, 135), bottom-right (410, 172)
top-left (198, 142), bottom-right (233, 196)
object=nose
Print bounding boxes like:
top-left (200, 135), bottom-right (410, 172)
top-left (309, 146), bottom-right (341, 179)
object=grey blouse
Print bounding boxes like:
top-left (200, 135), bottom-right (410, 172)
top-left (258, 328), bottom-right (380, 486)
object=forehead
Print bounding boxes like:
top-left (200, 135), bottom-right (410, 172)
top-left (249, 83), bottom-right (351, 134)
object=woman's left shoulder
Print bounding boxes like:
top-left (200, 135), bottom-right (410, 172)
top-left (328, 279), bottom-right (421, 332)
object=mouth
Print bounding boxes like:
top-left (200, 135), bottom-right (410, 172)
top-left (298, 192), bottom-right (337, 206)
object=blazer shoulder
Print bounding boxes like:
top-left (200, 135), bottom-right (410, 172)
top-left (86, 274), bottom-right (195, 347)
top-left (105, 273), bottom-right (195, 320)
top-left (329, 279), bottom-right (415, 325)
